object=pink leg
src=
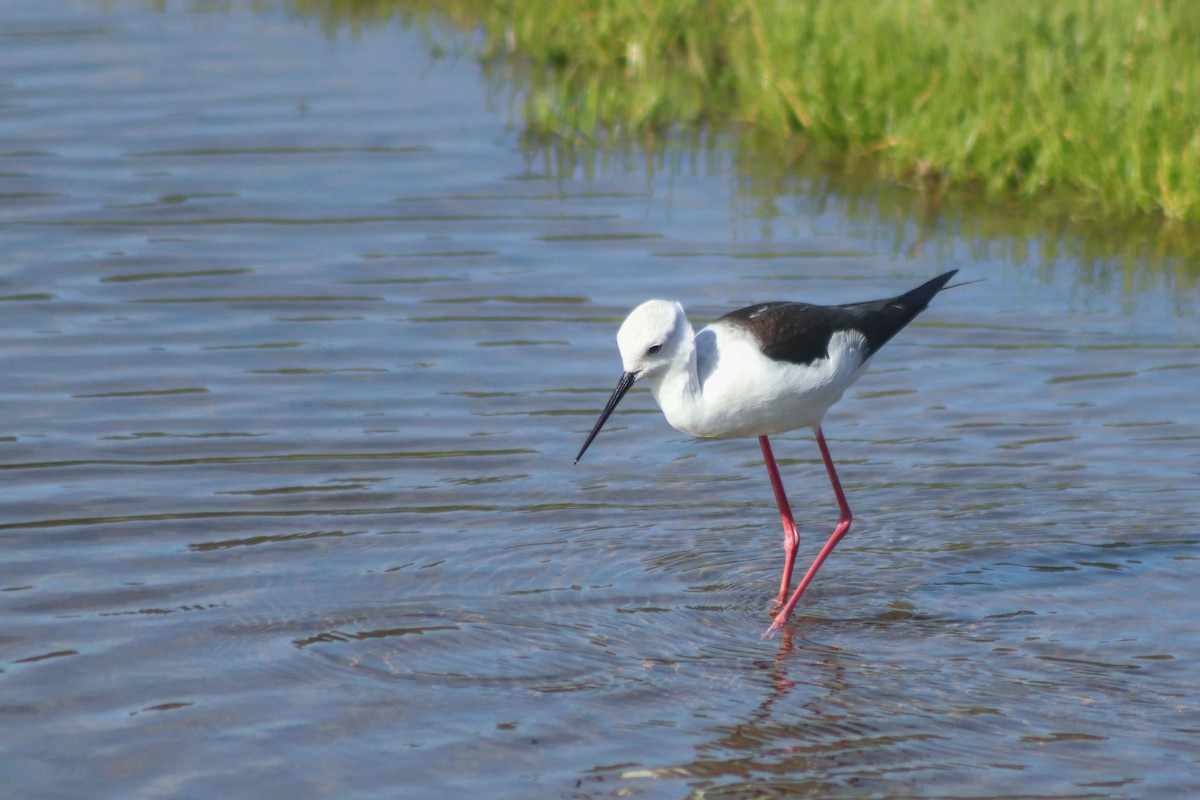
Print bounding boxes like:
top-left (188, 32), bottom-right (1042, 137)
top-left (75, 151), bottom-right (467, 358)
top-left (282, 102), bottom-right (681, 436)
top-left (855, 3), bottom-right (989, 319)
top-left (759, 435), bottom-right (800, 611)
top-left (764, 426), bottom-right (853, 637)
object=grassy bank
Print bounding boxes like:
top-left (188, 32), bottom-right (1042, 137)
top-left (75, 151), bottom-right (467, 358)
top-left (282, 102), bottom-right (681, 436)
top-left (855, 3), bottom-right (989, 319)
top-left (292, 0), bottom-right (1200, 224)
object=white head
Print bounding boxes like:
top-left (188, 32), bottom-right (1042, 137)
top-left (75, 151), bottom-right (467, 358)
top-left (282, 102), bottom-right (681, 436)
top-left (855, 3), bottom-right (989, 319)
top-left (615, 299), bottom-right (691, 379)
top-left (574, 299), bottom-right (692, 463)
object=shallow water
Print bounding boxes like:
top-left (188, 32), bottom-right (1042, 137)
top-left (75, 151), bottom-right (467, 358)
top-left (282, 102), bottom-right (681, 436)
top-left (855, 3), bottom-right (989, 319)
top-left (2, 2), bottom-right (1199, 798)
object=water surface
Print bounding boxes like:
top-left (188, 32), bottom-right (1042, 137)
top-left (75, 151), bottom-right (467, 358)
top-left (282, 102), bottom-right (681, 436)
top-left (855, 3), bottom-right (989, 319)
top-left (1, 3), bottom-right (1198, 798)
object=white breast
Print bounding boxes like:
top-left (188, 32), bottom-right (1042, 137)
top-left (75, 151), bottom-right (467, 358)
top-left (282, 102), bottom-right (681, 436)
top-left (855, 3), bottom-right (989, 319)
top-left (659, 324), bottom-right (871, 438)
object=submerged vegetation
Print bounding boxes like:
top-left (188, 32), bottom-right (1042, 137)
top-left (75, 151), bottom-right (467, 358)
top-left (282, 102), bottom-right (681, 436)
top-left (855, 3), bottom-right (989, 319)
top-left (290, 0), bottom-right (1200, 225)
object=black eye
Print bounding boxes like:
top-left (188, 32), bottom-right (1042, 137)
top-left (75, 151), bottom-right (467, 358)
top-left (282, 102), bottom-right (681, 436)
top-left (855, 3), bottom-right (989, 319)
top-left (647, 344), bottom-right (662, 355)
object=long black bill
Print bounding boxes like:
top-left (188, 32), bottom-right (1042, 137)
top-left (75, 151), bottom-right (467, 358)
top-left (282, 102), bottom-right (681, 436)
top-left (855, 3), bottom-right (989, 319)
top-left (574, 371), bottom-right (637, 464)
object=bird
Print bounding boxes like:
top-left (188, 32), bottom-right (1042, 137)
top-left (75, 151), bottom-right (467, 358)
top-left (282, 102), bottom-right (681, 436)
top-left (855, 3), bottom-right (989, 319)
top-left (574, 270), bottom-right (958, 637)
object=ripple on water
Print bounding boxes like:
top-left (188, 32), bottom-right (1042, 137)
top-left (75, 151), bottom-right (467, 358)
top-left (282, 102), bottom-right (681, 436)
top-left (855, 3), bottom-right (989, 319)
top-left (286, 587), bottom-right (787, 692)
top-left (296, 604), bottom-right (610, 690)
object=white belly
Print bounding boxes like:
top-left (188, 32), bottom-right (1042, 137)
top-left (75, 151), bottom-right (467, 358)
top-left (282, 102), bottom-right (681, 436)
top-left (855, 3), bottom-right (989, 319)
top-left (655, 326), bottom-right (872, 439)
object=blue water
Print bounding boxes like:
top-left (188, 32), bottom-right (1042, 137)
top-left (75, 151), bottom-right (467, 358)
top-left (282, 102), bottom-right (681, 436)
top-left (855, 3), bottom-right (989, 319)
top-left (2, 2), bottom-right (1198, 798)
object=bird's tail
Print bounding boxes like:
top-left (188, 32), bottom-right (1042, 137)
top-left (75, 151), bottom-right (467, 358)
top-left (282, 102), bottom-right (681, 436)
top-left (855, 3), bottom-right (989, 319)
top-left (896, 269), bottom-right (959, 309)
top-left (848, 269), bottom-right (958, 355)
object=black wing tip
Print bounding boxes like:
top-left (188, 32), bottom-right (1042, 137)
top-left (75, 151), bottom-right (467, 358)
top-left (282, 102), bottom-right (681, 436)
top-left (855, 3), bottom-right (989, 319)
top-left (929, 269), bottom-right (959, 291)
top-left (942, 274), bottom-right (986, 292)
top-left (903, 269), bottom-right (960, 307)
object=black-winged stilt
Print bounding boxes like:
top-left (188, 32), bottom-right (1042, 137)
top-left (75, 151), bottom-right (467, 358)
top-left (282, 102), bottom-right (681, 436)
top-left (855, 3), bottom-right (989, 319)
top-left (575, 270), bottom-right (958, 636)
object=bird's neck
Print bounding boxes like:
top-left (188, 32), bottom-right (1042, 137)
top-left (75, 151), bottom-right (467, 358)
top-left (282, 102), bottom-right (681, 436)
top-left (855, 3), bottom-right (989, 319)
top-left (645, 330), bottom-right (704, 435)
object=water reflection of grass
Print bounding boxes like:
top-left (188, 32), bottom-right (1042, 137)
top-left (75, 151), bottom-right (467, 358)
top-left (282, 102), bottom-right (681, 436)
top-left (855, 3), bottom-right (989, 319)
top-left (291, 0), bottom-right (1200, 225)
top-left (279, 0), bottom-right (1200, 283)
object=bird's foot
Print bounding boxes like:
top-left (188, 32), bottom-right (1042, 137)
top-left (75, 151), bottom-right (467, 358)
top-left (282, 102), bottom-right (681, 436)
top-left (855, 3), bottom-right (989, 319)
top-left (761, 613), bottom-right (786, 639)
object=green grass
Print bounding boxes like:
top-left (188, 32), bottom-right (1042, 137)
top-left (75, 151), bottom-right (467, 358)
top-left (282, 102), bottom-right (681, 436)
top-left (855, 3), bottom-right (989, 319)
top-left (289, 0), bottom-right (1200, 224)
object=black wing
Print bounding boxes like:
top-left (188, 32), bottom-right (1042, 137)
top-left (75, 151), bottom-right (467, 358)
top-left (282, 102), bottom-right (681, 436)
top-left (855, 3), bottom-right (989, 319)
top-left (717, 270), bottom-right (958, 366)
